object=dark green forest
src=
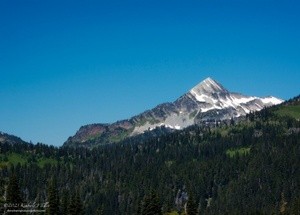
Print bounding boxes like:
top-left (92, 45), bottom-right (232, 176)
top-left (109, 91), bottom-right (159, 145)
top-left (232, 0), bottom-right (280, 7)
top-left (0, 96), bottom-right (300, 214)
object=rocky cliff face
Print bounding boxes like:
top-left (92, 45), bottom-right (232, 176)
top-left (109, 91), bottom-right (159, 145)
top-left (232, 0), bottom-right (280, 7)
top-left (64, 77), bottom-right (284, 147)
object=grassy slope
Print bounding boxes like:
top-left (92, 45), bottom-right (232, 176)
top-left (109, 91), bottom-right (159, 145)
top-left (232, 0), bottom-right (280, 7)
top-left (276, 104), bottom-right (300, 119)
top-left (0, 152), bottom-right (58, 168)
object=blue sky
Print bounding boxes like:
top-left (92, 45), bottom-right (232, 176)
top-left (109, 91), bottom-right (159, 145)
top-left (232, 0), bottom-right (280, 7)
top-left (0, 0), bottom-right (299, 146)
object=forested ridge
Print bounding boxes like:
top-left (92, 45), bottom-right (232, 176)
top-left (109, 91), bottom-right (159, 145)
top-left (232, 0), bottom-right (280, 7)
top-left (0, 95), bottom-right (300, 214)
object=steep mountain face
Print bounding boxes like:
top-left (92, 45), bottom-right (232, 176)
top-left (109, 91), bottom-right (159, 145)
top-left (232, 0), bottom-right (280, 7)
top-left (64, 77), bottom-right (283, 147)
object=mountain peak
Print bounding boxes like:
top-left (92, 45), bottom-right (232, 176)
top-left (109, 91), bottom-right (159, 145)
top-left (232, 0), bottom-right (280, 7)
top-left (190, 77), bottom-right (227, 97)
top-left (203, 77), bottom-right (215, 82)
top-left (65, 76), bottom-right (284, 147)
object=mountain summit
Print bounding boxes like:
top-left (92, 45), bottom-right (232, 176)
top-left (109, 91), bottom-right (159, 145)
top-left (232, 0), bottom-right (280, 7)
top-left (191, 77), bottom-right (228, 95)
top-left (64, 77), bottom-right (284, 147)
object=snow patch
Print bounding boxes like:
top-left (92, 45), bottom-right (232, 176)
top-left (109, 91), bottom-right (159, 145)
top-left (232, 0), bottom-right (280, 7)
top-left (230, 95), bottom-right (257, 104)
top-left (190, 90), bottom-right (206, 102)
top-left (240, 105), bottom-right (250, 114)
top-left (190, 90), bottom-right (218, 103)
top-left (201, 105), bottom-right (221, 113)
top-left (261, 97), bottom-right (284, 105)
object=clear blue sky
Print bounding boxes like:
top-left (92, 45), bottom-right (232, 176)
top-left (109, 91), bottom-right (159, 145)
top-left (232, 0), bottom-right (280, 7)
top-left (0, 0), bottom-right (299, 146)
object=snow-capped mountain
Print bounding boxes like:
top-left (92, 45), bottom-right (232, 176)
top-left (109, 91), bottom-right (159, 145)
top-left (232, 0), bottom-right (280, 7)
top-left (64, 77), bottom-right (284, 146)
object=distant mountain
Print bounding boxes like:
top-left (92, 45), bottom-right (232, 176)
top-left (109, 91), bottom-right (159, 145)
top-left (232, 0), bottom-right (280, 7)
top-left (64, 77), bottom-right (283, 147)
top-left (0, 132), bottom-right (27, 145)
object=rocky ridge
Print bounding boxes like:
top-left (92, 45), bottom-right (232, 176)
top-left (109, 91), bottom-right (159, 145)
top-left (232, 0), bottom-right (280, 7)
top-left (64, 77), bottom-right (283, 147)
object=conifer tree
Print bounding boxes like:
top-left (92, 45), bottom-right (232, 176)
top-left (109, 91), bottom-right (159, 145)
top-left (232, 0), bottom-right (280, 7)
top-left (6, 173), bottom-right (22, 204)
top-left (96, 205), bottom-right (104, 215)
top-left (136, 200), bottom-right (143, 215)
top-left (69, 190), bottom-right (83, 215)
top-left (186, 193), bottom-right (198, 215)
top-left (47, 179), bottom-right (59, 215)
top-left (141, 190), bottom-right (162, 215)
top-left (61, 189), bottom-right (69, 215)
top-left (6, 173), bottom-right (23, 214)
top-left (290, 197), bottom-right (300, 215)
